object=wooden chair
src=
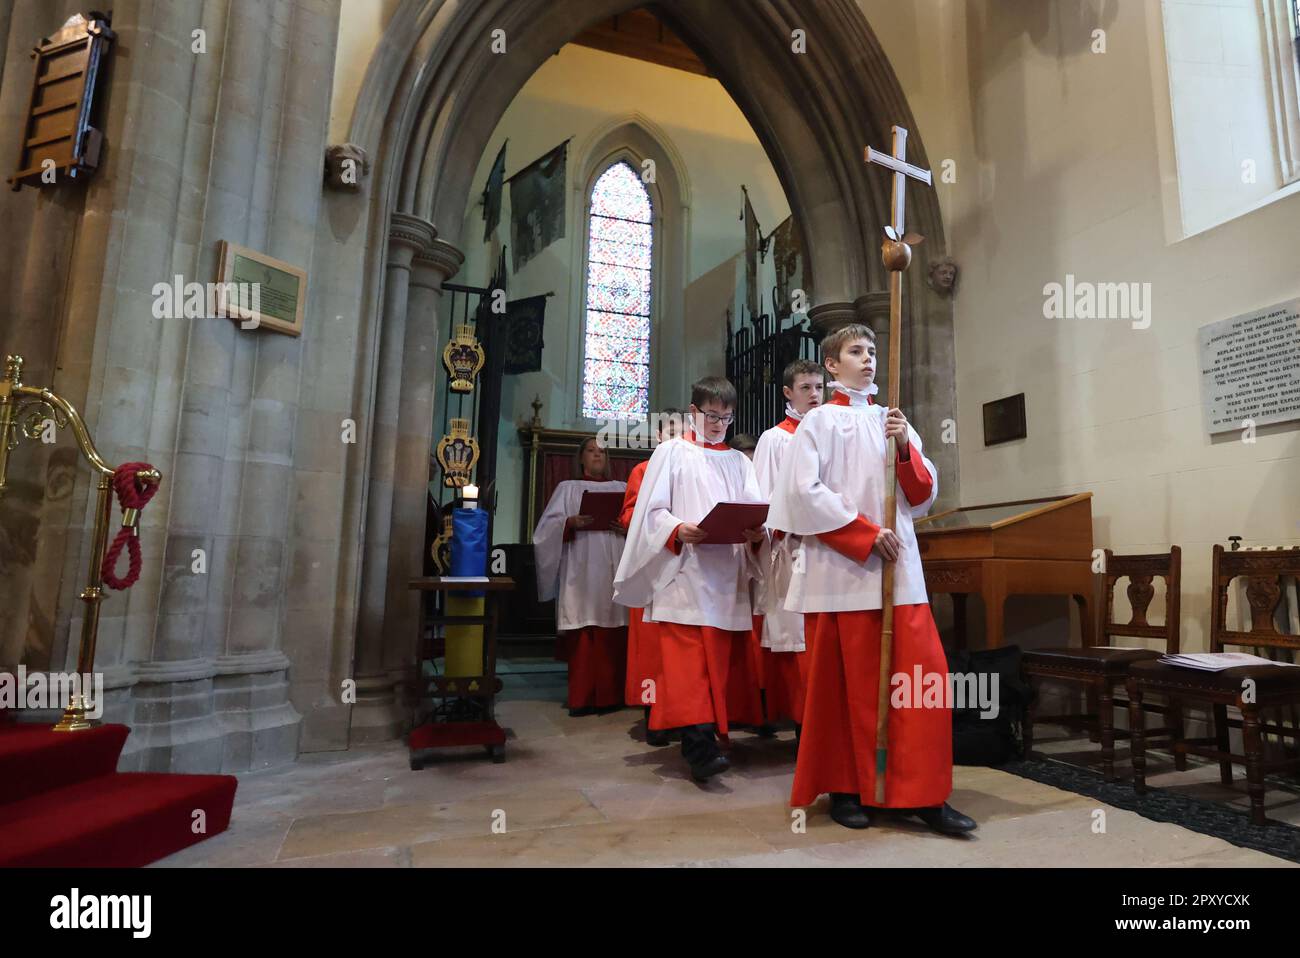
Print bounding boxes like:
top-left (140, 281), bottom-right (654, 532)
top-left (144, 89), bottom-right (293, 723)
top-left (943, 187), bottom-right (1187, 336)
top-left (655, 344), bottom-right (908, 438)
top-left (1022, 547), bottom-right (1182, 781)
top-left (1128, 546), bottom-right (1300, 825)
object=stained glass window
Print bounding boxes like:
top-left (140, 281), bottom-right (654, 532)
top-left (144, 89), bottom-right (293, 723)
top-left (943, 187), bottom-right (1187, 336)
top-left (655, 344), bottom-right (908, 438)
top-left (582, 161), bottom-right (653, 421)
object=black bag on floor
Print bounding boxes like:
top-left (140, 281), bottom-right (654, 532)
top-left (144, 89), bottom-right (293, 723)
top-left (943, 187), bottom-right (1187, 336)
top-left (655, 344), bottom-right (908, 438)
top-left (943, 644), bottom-right (1033, 766)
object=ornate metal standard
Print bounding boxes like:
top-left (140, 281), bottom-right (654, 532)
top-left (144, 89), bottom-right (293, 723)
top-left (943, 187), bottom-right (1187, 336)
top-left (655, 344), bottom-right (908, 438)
top-left (0, 355), bottom-right (160, 731)
top-left (865, 125), bottom-right (932, 804)
top-left (442, 323), bottom-right (486, 393)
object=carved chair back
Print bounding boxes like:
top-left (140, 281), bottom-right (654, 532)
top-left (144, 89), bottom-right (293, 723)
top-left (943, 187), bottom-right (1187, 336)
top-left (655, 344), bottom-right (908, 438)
top-left (1211, 545), bottom-right (1300, 656)
top-left (1101, 546), bottom-right (1181, 654)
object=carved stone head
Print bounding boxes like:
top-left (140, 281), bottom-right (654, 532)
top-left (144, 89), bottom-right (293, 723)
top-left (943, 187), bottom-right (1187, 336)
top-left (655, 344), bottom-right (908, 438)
top-left (324, 143), bottom-right (370, 192)
top-left (928, 256), bottom-right (958, 296)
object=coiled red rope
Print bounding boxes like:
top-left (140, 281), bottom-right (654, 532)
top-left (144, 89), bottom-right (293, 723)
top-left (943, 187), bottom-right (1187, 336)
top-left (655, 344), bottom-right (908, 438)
top-left (100, 462), bottom-right (160, 591)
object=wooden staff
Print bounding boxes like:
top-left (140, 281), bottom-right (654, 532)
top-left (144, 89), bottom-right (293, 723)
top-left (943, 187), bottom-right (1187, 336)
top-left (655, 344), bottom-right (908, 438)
top-left (865, 126), bottom-right (932, 804)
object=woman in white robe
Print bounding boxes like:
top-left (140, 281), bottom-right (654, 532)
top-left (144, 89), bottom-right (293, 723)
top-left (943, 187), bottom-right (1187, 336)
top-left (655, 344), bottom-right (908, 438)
top-left (533, 437), bottom-right (628, 715)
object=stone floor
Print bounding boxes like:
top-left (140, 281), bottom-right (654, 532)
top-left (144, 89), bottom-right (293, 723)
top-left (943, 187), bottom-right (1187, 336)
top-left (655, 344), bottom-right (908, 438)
top-left (155, 662), bottom-right (1299, 867)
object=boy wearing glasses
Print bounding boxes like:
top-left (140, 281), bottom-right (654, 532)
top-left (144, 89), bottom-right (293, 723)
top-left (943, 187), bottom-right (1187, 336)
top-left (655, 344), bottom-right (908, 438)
top-left (614, 377), bottom-right (766, 782)
top-left (768, 326), bottom-right (976, 835)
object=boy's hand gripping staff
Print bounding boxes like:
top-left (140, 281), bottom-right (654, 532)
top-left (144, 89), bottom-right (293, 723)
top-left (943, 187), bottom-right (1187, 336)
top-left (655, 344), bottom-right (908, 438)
top-left (866, 126), bottom-right (931, 804)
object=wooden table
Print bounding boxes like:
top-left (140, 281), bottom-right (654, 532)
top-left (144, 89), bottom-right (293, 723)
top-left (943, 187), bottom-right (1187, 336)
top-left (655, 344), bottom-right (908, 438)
top-left (406, 576), bottom-right (516, 768)
top-left (915, 494), bottom-right (1095, 649)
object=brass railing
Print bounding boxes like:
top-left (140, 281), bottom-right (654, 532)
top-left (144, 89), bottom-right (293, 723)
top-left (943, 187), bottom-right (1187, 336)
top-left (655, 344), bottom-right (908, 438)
top-left (0, 354), bottom-right (160, 731)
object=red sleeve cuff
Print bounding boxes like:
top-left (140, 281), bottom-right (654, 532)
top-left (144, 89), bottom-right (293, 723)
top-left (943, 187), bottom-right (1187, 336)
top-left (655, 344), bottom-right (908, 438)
top-left (897, 442), bottom-right (933, 508)
top-left (667, 523), bottom-right (683, 555)
top-left (563, 524), bottom-right (575, 543)
top-left (817, 514), bottom-right (880, 564)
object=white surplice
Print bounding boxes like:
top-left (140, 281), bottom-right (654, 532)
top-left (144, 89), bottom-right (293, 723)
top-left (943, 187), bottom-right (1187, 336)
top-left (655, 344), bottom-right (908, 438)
top-left (613, 436), bottom-right (764, 632)
top-left (533, 478), bottom-right (628, 631)
top-left (767, 383), bottom-right (939, 612)
top-left (753, 417), bottom-right (805, 651)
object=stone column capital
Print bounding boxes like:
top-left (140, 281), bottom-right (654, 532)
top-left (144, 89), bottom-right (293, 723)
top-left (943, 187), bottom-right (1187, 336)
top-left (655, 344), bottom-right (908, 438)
top-left (854, 291), bottom-right (891, 331)
top-left (807, 301), bottom-right (856, 339)
top-left (808, 293), bottom-right (891, 339)
top-left (411, 238), bottom-right (465, 291)
top-left (387, 212), bottom-right (438, 267)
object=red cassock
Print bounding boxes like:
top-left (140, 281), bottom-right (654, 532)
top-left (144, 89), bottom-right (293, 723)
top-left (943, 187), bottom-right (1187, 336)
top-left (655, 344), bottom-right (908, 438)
top-left (760, 643), bottom-right (808, 725)
top-left (770, 388), bottom-right (951, 809)
top-left (751, 415), bottom-right (810, 726)
top-left (560, 626), bottom-right (628, 710)
top-left (619, 461), bottom-right (662, 706)
top-left (535, 474), bottom-right (629, 710)
top-left (611, 433), bottom-right (765, 735)
top-left (791, 605), bottom-right (950, 808)
top-left (749, 613), bottom-right (765, 692)
top-left (647, 512), bottom-right (763, 733)
top-left (557, 514), bottom-right (627, 709)
top-left (748, 613), bottom-right (807, 724)
top-left (651, 621), bottom-right (763, 732)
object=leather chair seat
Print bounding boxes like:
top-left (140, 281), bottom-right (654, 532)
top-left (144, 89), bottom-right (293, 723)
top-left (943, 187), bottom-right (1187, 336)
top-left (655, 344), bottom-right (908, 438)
top-left (1022, 646), bottom-right (1161, 673)
top-left (1127, 659), bottom-right (1300, 694)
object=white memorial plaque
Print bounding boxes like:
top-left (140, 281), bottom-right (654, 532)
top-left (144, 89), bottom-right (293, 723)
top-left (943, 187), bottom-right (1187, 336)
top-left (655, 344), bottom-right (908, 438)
top-left (1198, 298), bottom-right (1300, 435)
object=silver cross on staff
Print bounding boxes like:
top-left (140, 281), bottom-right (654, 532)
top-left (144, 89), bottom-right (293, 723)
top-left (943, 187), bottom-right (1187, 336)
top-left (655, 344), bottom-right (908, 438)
top-left (862, 123), bottom-right (933, 807)
top-left (865, 126), bottom-right (932, 237)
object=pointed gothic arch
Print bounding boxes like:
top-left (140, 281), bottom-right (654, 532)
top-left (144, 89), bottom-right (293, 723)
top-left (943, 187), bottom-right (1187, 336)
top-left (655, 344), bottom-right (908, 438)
top-left (333, 0), bottom-right (958, 744)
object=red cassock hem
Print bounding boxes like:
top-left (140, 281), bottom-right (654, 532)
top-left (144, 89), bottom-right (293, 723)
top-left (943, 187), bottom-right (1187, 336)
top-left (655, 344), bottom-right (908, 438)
top-left (623, 608), bottom-right (664, 706)
top-left (562, 626), bottom-right (628, 709)
top-left (648, 622), bottom-right (763, 732)
top-left (761, 646), bottom-right (808, 724)
top-left (790, 605), bottom-right (952, 809)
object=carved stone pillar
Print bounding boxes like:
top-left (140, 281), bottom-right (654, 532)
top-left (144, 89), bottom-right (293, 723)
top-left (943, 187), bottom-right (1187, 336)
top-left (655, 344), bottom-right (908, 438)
top-left (351, 212), bottom-right (437, 743)
top-left (382, 238), bottom-right (464, 705)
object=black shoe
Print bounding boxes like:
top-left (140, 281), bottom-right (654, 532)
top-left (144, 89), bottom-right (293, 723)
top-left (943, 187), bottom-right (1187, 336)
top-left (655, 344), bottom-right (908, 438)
top-left (829, 792), bottom-right (872, 829)
top-left (568, 706), bottom-right (595, 717)
top-left (756, 722), bottom-right (778, 739)
top-left (915, 803), bottom-right (977, 835)
top-left (646, 727), bottom-right (671, 747)
top-left (690, 753), bottom-right (731, 782)
top-left (681, 723), bottom-right (724, 777)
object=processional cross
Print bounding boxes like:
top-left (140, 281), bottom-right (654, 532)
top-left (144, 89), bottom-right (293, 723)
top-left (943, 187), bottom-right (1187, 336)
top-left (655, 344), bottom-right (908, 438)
top-left (864, 125), bottom-right (932, 804)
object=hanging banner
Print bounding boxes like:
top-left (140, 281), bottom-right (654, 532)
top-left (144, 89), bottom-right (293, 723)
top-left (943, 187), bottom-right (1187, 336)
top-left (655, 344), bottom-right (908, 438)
top-left (504, 295), bottom-right (548, 375)
top-left (510, 141), bottom-right (568, 272)
top-left (482, 140), bottom-right (507, 242)
top-left (742, 186), bottom-right (762, 322)
top-left (770, 215), bottom-right (804, 321)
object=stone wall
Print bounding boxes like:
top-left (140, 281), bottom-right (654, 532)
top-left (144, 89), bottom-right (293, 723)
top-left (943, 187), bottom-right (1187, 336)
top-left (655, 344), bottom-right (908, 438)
top-left (0, 0), bottom-right (349, 771)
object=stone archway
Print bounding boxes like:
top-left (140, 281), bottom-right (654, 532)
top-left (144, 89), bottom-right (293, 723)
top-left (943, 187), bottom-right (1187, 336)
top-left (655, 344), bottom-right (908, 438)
top-left (339, 0), bottom-right (957, 742)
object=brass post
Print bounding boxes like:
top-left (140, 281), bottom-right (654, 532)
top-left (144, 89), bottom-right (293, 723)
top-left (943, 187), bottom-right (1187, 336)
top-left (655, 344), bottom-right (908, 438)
top-left (0, 354), bottom-right (161, 731)
top-left (0, 355), bottom-right (23, 499)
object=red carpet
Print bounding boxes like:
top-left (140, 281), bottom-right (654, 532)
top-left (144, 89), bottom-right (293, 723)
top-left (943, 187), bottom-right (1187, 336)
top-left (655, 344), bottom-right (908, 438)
top-left (0, 723), bottom-right (237, 867)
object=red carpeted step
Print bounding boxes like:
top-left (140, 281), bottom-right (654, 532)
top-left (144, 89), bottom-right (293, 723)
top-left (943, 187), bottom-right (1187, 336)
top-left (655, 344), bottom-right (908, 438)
top-left (0, 771), bottom-right (237, 867)
top-left (0, 723), bottom-right (130, 805)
